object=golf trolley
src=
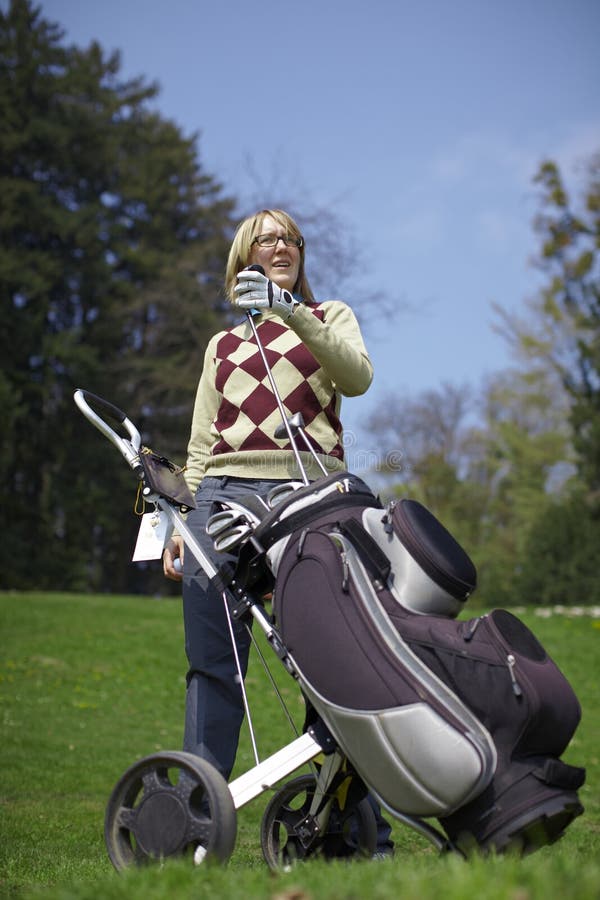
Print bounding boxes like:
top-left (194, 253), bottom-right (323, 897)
top-left (74, 385), bottom-right (585, 871)
top-left (75, 387), bottom-right (457, 869)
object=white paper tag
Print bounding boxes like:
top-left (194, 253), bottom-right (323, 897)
top-left (132, 510), bottom-right (170, 561)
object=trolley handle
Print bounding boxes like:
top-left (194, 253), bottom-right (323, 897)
top-left (73, 388), bottom-right (142, 471)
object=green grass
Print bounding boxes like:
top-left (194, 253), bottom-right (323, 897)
top-left (1, 591), bottom-right (598, 899)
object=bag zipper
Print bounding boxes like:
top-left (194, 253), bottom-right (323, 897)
top-left (506, 653), bottom-right (523, 697)
top-left (463, 613), bottom-right (524, 698)
top-left (340, 550), bottom-right (350, 592)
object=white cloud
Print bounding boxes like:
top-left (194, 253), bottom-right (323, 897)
top-left (380, 121), bottom-right (599, 268)
top-left (430, 132), bottom-right (538, 188)
top-left (431, 122), bottom-right (600, 192)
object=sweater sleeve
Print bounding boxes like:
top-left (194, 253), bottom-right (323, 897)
top-left (288, 300), bottom-right (373, 396)
top-left (184, 338), bottom-right (220, 494)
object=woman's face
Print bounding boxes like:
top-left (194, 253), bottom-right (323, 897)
top-left (247, 214), bottom-right (301, 292)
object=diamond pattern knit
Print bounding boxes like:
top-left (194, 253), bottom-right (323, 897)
top-left (211, 310), bottom-right (344, 460)
top-left (183, 300), bottom-right (373, 490)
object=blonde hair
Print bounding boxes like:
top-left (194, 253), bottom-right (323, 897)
top-left (224, 209), bottom-right (315, 303)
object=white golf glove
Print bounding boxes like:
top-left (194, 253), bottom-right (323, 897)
top-left (234, 269), bottom-right (300, 320)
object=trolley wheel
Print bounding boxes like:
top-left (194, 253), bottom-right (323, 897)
top-left (104, 751), bottom-right (236, 871)
top-left (260, 773), bottom-right (377, 871)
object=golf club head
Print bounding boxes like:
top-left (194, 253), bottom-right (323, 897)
top-left (266, 481), bottom-right (305, 508)
top-left (213, 524), bottom-right (253, 553)
top-left (206, 510), bottom-right (248, 538)
top-left (274, 412), bottom-right (306, 440)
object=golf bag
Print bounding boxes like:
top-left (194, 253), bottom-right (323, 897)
top-left (245, 471), bottom-right (585, 854)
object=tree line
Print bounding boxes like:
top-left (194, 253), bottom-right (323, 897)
top-left (369, 156), bottom-right (600, 606)
top-left (1, 0), bottom-right (598, 605)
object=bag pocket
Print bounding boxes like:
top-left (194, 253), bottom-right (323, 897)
top-left (481, 610), bottom-right (582, 757)
top-left (273, 530), bottom-right (424, 712)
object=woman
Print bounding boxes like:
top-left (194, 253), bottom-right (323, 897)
top-left (163, 209), bottom-right (392, 854)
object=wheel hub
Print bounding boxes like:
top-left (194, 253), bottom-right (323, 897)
top-left (135, 791), bottom-right (188, 857)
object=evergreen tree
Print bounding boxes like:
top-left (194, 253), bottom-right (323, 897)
top-left (0, 0), bottom-right (236, 592)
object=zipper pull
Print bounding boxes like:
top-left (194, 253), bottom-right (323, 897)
top-left (340, 551), bottom-right (350, 592)
top-left (297, 528), bottom-right (309, 557)
top-left (464, 616), bottom-right (483, 642)
top-left (507, 654), bottom-right (523, 697)
top-left (381, 502), bottom-right (396, 534)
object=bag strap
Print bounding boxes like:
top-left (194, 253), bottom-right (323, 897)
top-left (534, 758), bottom-right (586, 791)
top-left (256, 491), bottom-right (380, 550)
top-left (337, 517), bottom-right (392, 586)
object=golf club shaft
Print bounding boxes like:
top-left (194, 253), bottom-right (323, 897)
top-left (246, 311), bottom-right (309, 485)
top-left (293, 424), bottom-right (329, 476)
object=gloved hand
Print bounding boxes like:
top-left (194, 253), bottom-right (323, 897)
top-left (234, 269), bottom-right (300, 320)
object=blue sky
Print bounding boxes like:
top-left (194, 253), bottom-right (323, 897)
top-left (35, 0), bottom-right (600, 468)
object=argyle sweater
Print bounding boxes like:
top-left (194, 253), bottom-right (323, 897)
top-left (184, 299), bottom-right (373, 491)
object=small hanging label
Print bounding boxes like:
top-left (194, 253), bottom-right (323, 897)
top-left (132, 510), bottom-right (170, 561)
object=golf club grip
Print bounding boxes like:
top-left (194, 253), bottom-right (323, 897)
top-left (76, 389), bottom-right (128, 425)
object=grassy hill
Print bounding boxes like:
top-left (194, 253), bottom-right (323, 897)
top-left (1, 591), bottom-right (598, 898)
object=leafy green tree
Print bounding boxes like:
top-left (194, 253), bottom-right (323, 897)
top-left (535, 156), bottom-right (600, 496)
top-left (367, 370), bottom-right (572, 606)
top-left (470, 368), bottom-right (573, 606)
top-left (0, 0), bottom-right (235, 592)
top-left (490, 154), bottom-right (600, 605)
top-left (497, 154), bottom-right (600, 500)
top-left (367, 383), bottom-right (490, 557)
top-left (516, 489), bottom-right (600, 606)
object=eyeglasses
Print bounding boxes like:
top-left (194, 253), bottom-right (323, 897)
top-left (252, 232), bottom-right (304, 249)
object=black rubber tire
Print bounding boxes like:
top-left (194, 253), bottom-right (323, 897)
top-left (104, 751), bottom-right (237, 871)
top-left (260, 773), bottom-right (377, 871)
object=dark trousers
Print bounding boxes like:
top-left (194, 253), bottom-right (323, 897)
top-left (182, 476), bottom-right (282, 778)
